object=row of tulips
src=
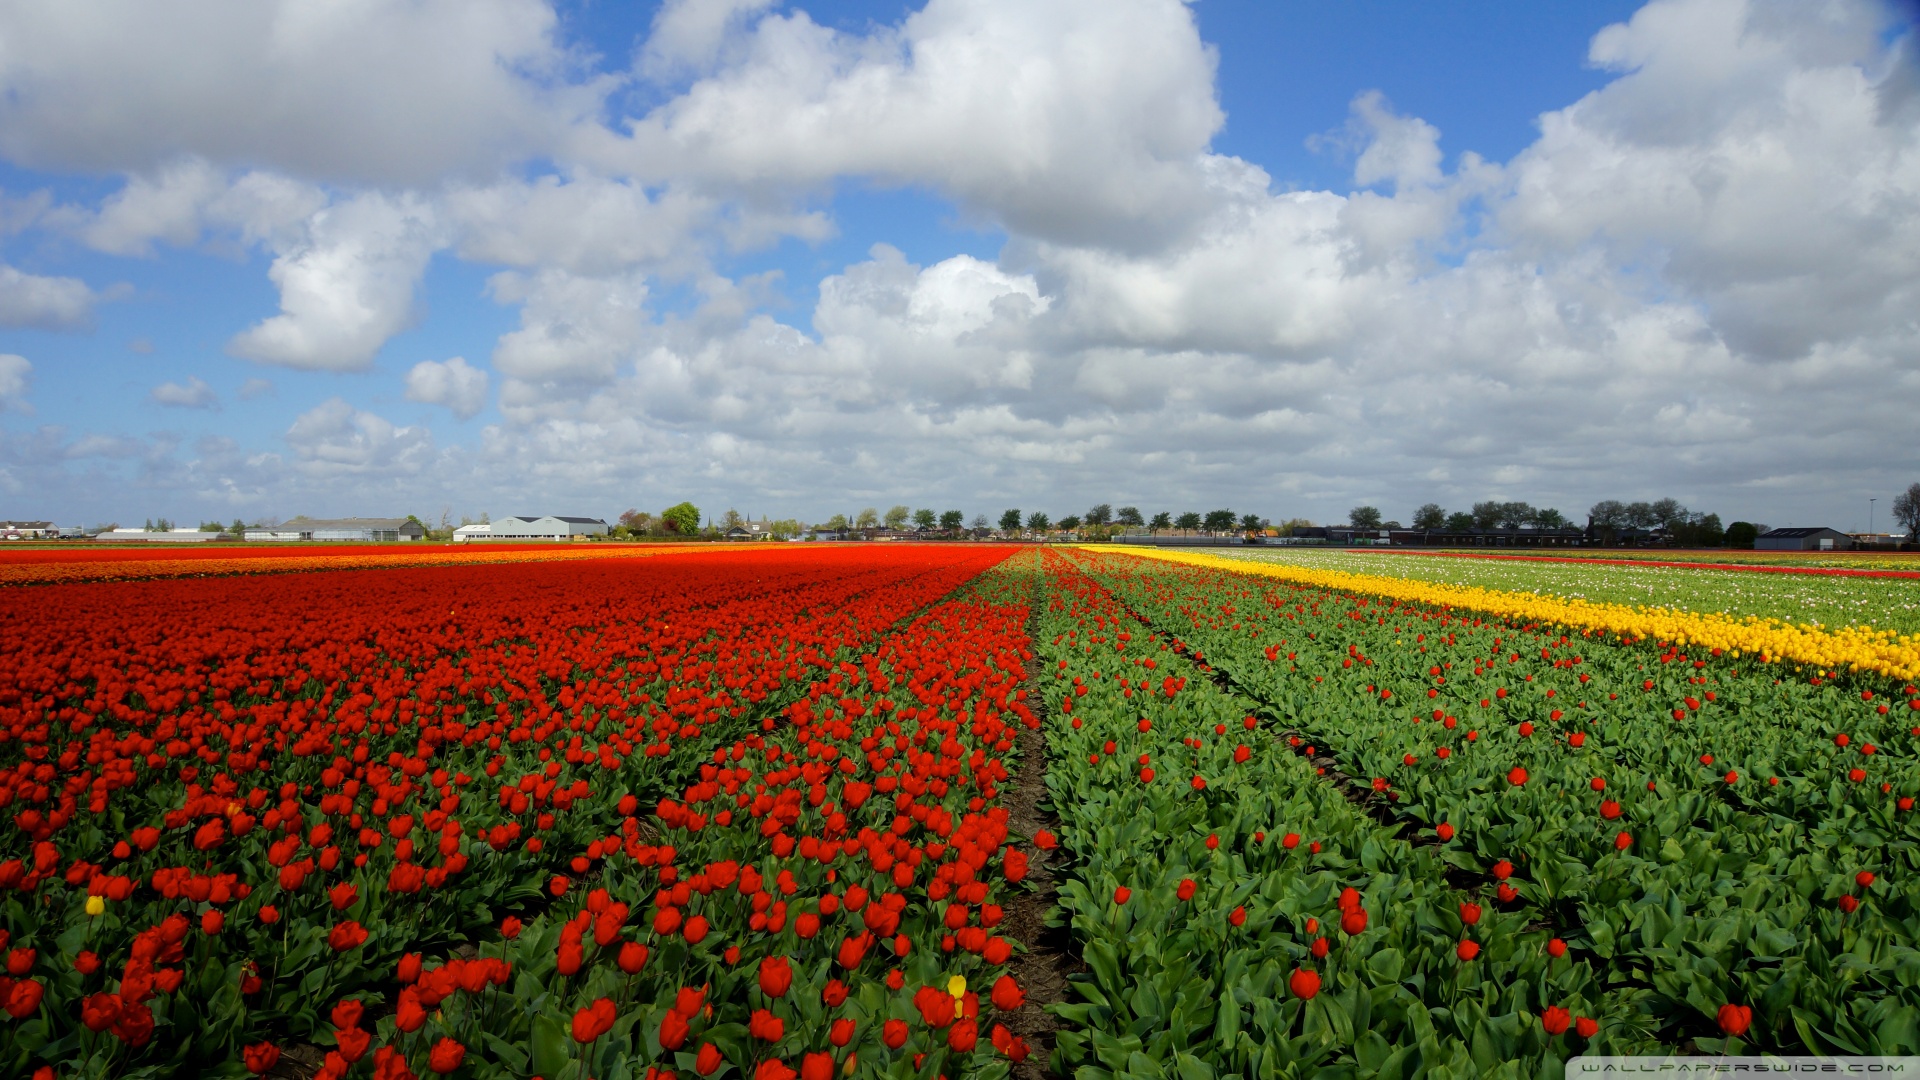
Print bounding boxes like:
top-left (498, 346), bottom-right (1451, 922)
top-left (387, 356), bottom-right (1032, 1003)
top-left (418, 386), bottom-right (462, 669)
top-left (289, 554), bottom-right (1046, 1079)
top-left (1115, 546), bottom-right (1920, 684)
top-left (0, 542), bottom-right (723, 588)
top-left (1063, 547), bottom-right (1920, 1057)
top-left (1029, 548), bottom-right (1625, 1079)
top-left (0, 546), bottom-right (1011, 1077)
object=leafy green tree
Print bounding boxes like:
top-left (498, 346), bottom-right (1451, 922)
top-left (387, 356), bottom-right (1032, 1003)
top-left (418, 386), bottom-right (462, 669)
top-left (885, 506), bottom-right (911, 530)
top-left (768, 519), bottom-right (801, 539)
top-left (1724, 521), bottom-right (1759, 548)
top-left (1027, 511), bottom-right (1051, 531)
top-left (1274, 517), bottom-right (1314, 537)
top-left (722, 508), bottom-right (745, 531)
top-left (1058, 515), bottom-right (1082, 531)
top-left (1239, 513), bottom-right (1264, 532)
top-left (1348, 506), bottom-right (1382, 529)
top-left (856, 508), bottom-right (879, 529)
top-left (1203, 509), bottom-right (1236, 533)
top-left (1175, 512), bottom-right (1201, 532)
top-left (231, 518), bottom-right (247, 536)
top-left (1445, 511), bottom-right (1475, 532)
top-left (1149, 511), bottom-right (1171, 532)
top-left (1532, 507), bottom-right (1569, 529)
top-left (912, 508), bottom-right (937, 530)
top-left (1116, 507), bottom-right (1144, 527)
top-left (1412, 503), bottom-right (1446, 530)
top-left (940, 510), bottom-right (964, 531)
top-left (999, 509), bottom-right (1023, 531)
top-left (661, 502), bottom-right (701, 536)
top-left (824, 514), bottom-right (851, 532)
top-left (970, 514), bottom-right (988, 531)
top-left (1085, 504), bottom-right (1113, 526)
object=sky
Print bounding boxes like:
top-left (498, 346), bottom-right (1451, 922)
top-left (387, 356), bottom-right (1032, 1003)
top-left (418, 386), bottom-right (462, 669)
top-left (0, 0), bottom-right (1917, 533)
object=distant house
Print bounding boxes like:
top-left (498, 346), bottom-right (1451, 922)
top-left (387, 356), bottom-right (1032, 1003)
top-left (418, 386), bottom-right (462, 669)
top-left (245, 517), bottom-right (426, 542)
top-left (1756, 526), bottom-right (1854, 551)
top-left (94, 528), bottom-right (220, 542)
top-left (0, 520), bottom-right (56, 539)
top-left (480, 516), bottom-right (608, 541)
top-left (451, 523), bottom-right (493, 544)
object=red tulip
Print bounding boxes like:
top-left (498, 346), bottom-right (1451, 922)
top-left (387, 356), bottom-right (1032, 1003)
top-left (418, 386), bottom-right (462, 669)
top-left (1717, 1004), bottom-right (1752, 1037)
top-left (331, 999), bottom-right (365, 1030)
top-left (1457, 940), bottom-right (1480, 961)
top-left (1507, 767), bottom-right (1527, 786)
top-left (82, 993), bottom-right (122, 1032)
top-left (1341, 908), bottom-right (1367, 935)
top-left (991, 975), bottom-right (1025, 1011)
top-left (1436, 823), bottom-right (1454, 841)
top-left (660, 1009), bottom-right (691, 1051)
top-left (1576, 1016), bottom-right (1599, 1038)
top-left (696, 1043), bottom-right (725, 1076)
top-left (1288, 969), bottom-right (1320, 999)
top-left (759, 955), bottom-right (793, 998)
top-left (883, 1019), bottom-right (909, 1048)
top-left (1459, 902), bottom-right (1482, 926)
top-left (1114, 886), bottom-right (1131, 905)
top-left (1857, 871), bottom-right (1876, 888)
top-left (1547, 938), bottom-right (1567, 958)
top-left (3, 979), bottom-right (42, 1020)
top-left (1541, 1006), bottom-right (1571, 1035)
top-left (573, 998), bottom-right (617, 1043)
top-left (243, 1042), bottom-right (281, 1075)
top-left (750, 1007), bottom-right (785, 1042)
top-left (428, 1037), bottom-right (466, 1074)
top-left (830, 1018), bottom-right (856, 1046)
top-left (1177, 878), bottom-right (1196, 901)
top-left (801, 1052), bottom-right (835, 1080)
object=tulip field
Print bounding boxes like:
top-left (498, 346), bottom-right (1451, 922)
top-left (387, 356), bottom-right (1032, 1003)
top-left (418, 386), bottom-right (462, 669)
top-left (2, 542), bottom-right (1918, 1078)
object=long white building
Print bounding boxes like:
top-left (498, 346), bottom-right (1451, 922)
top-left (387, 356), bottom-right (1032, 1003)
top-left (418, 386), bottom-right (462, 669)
top-left (455, 515), bottom-right (608, 542)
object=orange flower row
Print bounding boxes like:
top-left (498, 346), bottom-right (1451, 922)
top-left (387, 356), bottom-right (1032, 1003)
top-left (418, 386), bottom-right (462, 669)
top-left (0, 544), bottom-right (725, 587)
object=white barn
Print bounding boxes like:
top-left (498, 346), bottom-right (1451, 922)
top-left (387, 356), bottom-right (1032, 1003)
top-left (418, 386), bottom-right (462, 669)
top-left (244, 517), bottom-right (426, 542)
top-left (94, 528), bottom-right (220, 542)
top-left (468, 516), bottom-right (608, 541)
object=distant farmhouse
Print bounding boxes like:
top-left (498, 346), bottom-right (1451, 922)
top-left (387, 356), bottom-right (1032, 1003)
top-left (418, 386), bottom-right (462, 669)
top-left (0, 520), bottom-right (58, 539)
top-left (245, 517), bottom-right (426, 542)
top-left (1755, 526), bottom-right (1854, 551)
top-left (454, 515), bottom-right (608, 542)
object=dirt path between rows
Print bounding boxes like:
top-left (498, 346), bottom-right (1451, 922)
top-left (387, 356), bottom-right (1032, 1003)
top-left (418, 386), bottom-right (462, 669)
top-left (995, 582), bottom-right (1080, 1080)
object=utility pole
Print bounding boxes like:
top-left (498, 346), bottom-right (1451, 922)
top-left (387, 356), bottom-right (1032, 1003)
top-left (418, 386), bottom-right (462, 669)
top-left (1870, 498), bottom-right (1877, 537)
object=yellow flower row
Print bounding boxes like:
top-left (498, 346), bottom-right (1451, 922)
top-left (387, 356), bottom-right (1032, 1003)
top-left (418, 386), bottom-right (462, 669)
top-left (1107, 546), bottom-right (1920, 683)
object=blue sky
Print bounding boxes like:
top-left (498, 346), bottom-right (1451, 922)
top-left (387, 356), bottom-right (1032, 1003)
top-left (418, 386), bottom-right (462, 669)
top-left (0, 0), bottom-right (1915, 532)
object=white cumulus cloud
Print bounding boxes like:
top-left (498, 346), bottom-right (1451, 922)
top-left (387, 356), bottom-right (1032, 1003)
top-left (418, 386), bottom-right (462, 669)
top-left (284, 398), bottom-right (434, 476)
top-left (227, 192), bottom-right (442, 371)
top-left (149, 376), bottom-right (219, 409)
top-left (0, 264), bottom-right (95, 330)
top-left (405, 356), bottom-right (490, 419)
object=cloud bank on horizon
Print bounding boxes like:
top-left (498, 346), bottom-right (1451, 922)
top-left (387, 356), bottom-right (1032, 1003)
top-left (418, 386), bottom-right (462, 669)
top-left (0, 0), bottom-right (1915, 528)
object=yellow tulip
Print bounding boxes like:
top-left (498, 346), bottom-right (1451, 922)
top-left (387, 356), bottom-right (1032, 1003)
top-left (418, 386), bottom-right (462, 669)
top-left (1109, 547), bottom-right (1920, 682)
top-left (947, 975), bottom-right (967, 1000)
top-left (86, 895), bottom-right (106, 917)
